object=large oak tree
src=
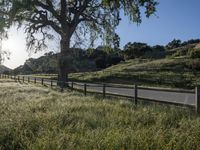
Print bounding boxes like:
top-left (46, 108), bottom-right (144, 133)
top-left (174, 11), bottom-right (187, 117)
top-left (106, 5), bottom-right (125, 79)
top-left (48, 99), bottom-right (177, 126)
top-left (0, 0), bottom-right (158, 87)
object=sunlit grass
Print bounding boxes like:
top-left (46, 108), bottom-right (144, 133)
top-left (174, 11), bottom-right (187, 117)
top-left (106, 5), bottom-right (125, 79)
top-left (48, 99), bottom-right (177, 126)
top-left (0, 79), bottom-right (200, 149)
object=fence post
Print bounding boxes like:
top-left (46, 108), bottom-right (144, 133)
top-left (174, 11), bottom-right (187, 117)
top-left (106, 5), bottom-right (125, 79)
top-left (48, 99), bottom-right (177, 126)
top-left (71, 81), bottom-right (74, 89)
top-left (84, 84), bottom-right (87, 96)
top-left (18, 76), bottom-right (20, 82)
top-left (195, 86), bottom-right (200, 113)
top-left (23, 76), bottom-right (24, 83)
top-left (41, 78), bottom-right (44, 85)
top-left (61, 81), bottom-right (64, 92)
top-left (34, 78), bottom-right (36, 84)
top-left (28, 77), bottom-right (30, 83)
top-left (51, 80), bottom-right (53, 88)
top-left (134, 84), bottom-right (138, 105)
top-left (103, 84), bottom-right (106, 98)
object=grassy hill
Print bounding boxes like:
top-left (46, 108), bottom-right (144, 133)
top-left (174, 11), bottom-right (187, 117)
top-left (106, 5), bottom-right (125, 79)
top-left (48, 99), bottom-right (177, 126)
top-left (69, 57), bottom-right (200, 89)
top-left (1, 79), bottom-right (200, 149)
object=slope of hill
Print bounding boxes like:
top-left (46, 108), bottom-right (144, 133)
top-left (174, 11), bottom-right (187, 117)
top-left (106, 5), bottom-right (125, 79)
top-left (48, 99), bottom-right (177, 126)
top-left (0, 65), bottom-right (11, 73)
top-left (69, 58), bottom-right (200, 89)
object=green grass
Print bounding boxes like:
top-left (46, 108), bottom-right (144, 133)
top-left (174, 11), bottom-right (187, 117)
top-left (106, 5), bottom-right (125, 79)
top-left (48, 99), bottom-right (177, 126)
top-left (1, 79), bottom-right (200, 149)
top-left (69, 58), bottom-right (200, 89)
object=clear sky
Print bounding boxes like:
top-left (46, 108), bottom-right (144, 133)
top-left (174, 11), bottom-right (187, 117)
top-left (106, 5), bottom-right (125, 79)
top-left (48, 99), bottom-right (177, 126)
top-left (2, 0), bottom-right (200, 69)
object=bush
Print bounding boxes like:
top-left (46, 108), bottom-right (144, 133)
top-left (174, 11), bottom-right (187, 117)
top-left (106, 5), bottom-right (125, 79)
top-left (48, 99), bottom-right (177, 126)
top-left (95, 57), bottom-right (107, 69)
top-left (107, 56), bottom-right (125, 66)
top-left (186, 59), bottom-right (200, 70)
top-left (166, 39), bottom-right (182, 50)
top-left (123, 42), bottom-right (152, 59)
top-left (188, 48), bottom-right (200, 58)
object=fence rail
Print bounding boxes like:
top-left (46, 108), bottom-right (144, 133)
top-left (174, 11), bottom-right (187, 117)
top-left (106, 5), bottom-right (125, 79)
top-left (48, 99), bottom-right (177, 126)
top-left (0, 74), bottom-right (199, 113)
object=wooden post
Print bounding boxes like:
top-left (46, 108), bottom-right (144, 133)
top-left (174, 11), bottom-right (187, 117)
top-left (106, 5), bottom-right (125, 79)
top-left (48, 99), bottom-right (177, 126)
top-left (41, 78), bottom-right (44, 85)
top-left (71, 82), bottom-right (74, 89)
top-left (103, 84), bottom-right (106, 98)
top-left (51, 80), bottom-right (53, 88)
top-left (61, 81), bottom-right (64, 92)
top-left (34, 78), bottom-right (36, 84)
top-left (18, 76), bottom-right (20, 82)
top-left (134, 84), bottom-right (138, 105)
top-left (23, 76), bottom-right (24, 82)
top-left (195, 87), bottom-right (200, 113)
top-left (84, 84), bottom-right (87, 96)
top-left (28, 77), bottom-right (30, 83)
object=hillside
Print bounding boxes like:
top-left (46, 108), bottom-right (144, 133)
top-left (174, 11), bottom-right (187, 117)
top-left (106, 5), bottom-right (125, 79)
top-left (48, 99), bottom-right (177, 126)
top-left (69, 57), bottom-right (200, 89)
top-left (0, 65), bottom-right (11, 73)
top-left (10, 41), bottom-right (200, 89)
top-left (1, 79), bottom-right (200, 149)
top-left (68, 42), bottom-right (200, 89)
top-left (12, 51), bottom-right (97, 75)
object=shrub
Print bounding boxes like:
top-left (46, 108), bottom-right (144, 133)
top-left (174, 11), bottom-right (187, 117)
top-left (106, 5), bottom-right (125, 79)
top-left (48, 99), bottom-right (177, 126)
top-left (123, 42), bottom-right (152, 59)
top-left (188, 48), bottom-right (200, 58)
top-left (186, 59), bottom-right (200, 70)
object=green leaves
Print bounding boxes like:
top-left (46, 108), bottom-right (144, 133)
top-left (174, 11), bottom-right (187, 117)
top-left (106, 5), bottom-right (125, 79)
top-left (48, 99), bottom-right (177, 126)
top-left (102, 0), bottom-right (158, 23)
top-left (0, 0), bottom-right (158, 53)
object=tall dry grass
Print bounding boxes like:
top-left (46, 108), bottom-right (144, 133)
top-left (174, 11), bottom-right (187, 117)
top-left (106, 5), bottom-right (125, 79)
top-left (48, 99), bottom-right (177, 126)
top-left (0, 80), bottom-right (200, 150)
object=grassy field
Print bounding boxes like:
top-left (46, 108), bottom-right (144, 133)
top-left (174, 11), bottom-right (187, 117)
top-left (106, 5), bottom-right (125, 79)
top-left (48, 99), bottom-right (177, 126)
top-left (1, 79), bottom-right (200, 149)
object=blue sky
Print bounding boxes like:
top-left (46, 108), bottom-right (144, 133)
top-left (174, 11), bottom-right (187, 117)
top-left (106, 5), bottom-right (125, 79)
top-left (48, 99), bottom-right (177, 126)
top-left (3, 0), bottom-right (200, 69)
top-left (117, 0), bottom-right (200, 46)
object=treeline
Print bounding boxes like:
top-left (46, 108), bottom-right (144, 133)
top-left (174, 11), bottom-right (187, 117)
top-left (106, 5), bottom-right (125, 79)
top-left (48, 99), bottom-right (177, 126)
top-left (8, 38), bottom-right (200, 75)
top-left (166, 39), bottom-right (200, 49)
top-left (86, 38), bottom-right (200, 63)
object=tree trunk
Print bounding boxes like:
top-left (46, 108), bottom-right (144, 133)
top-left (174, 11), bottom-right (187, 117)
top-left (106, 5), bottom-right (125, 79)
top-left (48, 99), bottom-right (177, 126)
top-left (57, 35), bottom-right (71, 88)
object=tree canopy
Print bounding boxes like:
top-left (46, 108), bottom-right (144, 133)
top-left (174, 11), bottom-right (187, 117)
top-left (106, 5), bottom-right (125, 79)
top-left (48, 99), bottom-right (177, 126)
top-left (0, 0), bottom-right (158, 51)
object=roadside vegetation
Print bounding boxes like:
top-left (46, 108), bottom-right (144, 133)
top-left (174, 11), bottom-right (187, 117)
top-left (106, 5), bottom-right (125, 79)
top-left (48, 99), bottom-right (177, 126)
top-left (1, 79), bottom-right (200, 150)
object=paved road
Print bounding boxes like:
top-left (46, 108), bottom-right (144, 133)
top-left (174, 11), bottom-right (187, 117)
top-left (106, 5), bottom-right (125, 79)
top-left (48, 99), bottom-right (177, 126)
top-left (18, 76), bottom-right (196, 106)
top-left (73, 83), bottom-right (195, 106)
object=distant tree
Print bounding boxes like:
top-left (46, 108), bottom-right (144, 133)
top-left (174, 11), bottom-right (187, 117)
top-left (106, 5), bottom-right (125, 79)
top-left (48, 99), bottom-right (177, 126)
top-left (107, 56), bottom-right (125, 66)
top-left (44, 51), bottom-right (54, 56)
top-left (123, 42), bottom-right (152, 59)
top-left (0, 0), bottom-right (158, 86)
top-left (188, 48), bottom-right (200, 58)
top-left (95, 57), bottom-right (107, 69)
top-left (86, 48), bottom-right (95, 57)
top-left (166, 39), bottom-right (182, 49)
top-left (181, 39), bottom-right (200, 46)
top-left (152, 45), bottom-right (165, 51)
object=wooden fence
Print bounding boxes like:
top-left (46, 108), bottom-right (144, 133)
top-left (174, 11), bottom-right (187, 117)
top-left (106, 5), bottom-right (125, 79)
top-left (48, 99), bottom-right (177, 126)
top-left (0, 74), bottom-right (200, 113)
